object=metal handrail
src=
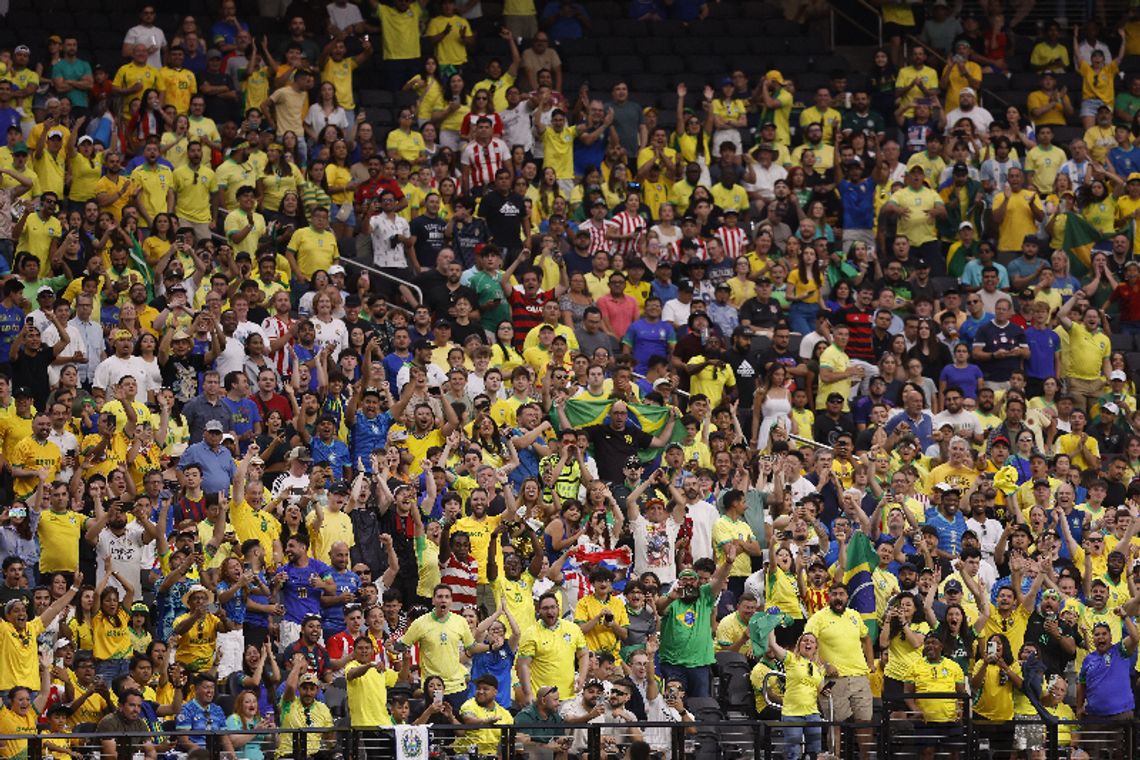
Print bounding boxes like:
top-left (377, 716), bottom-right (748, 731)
top-left (338, 244), bottom-right (424, 316)
top-left (828, 2), bottom-right (882, 49)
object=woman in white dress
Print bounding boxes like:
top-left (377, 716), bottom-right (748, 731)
top-left (752, 364), bottom-right (793, 453)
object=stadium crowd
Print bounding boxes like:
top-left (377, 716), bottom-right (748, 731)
top-left (4, 0), bottom-right (1140, 758)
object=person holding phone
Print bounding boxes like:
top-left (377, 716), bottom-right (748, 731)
top-left (766, 627), bottom-right (836, 760)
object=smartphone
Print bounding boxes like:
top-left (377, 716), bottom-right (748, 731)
top-left (24, 317), bottom-right (33, 326)
top-left (987, 640), bottom-right (999, 658)
top-left (823, 680), bottom-right (836, 691)
top-left (193, 541), bottom-right (203, 554)
top-left (433, 692), bottom-right (443, 705)
top-left (8, 507), bottom-right (26, 518)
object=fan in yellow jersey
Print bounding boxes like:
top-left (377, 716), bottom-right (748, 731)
top-left (130, 138), bottom-right (175, 227)
top-left (159, 48), bottom-right (198, 116)
top-left (112, 45), bottom-right (162, 117)
top-left (8, 413), bottom-right (61, 500)
top-left (225, 186), bottom-right (268, 258)
top-left (319, 38), bottom-right (372, 111)
top-left (285, 207), bottom-right (339, 281)
top-left (215, 142), bottom-right (259, 211)
top-left (68, 135), bottom-right (104, 206)
top-left (186, 97), bottom-right (223, 152)
top-left (905, 634), bottom-right (966, 748)
top-left (459, 675), bottom-right (514, 755)
top-left (172, 142), bottom-right (217, 240)
top-left (94, 152), bottom-right (139, 222)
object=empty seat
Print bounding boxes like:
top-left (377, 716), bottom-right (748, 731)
top-left (648, 55), bottom-right (683, 74)
top-left (1111, 334), bottom-right (1135, 352)
top-left (982, 72), bottom-right (1012, 92)
top-left (608, 55), bottom-right (644, 74)
top-left (634, 37), bottom-right (673, 56)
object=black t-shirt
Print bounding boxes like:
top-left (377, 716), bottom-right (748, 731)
top-left (757, 346), bottom-right (801, 376)
top-left (409, 214), bottom-right (448, 270)
top-left (449, 319), bottom-right (487, 346)
top-left (587, 424), bottom-right (652, 483)
top-left (11, 345), bottom-right (55, 407)
top-left (1023, 611), bottom-right (1081, 676)
top-left (478, 191), bottom-right (527, 249)
top-left (739, 296), bottom-right (782, 329)
top-left (812, 412), bottom-right (857, 447)
top-left (724, 349), bottom-right (764, 408)
top-left (451, 217), bottom-right (490, 268)
top-left (161, 351), bottom-right (209, 403)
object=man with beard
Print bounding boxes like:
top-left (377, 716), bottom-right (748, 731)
top-left (562, 399), bottom-right (677, 484)
top-left (1023, 587), bottom-right (1080, 677)
top-left (905, 633), bottom-right (966, 760)
top-left (278, 613), bottom-right (333, 684)
top-left (273, 535), bottom-right (335, 649)
top-left (723, 327), bottom-right (764, 433)
top-left (85, 499), bottom-right (159, 597)
top-left (654, 547), bottom-right (735, 699)
top-left (804, 585), bottom-right (875, 751)
top-left (1077, 612), bottom-right (1139, 752)
top-left (884, 387), bottom-right (935, 450)
top-left (418, 248), bottom-right (477, 319)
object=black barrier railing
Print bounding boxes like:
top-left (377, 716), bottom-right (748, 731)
top-left (7, 704), bottom-right (1140, 760)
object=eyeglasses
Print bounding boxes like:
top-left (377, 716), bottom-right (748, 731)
top-left (611, 690), bottom-right (629, 698)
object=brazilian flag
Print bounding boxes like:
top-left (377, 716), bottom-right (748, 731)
top-left (552, 398), bottom-right (686, 463)
top-left (843, 531), bottom-right (880, 639)
top-left (1062, 213), bottom-right (1134, 278)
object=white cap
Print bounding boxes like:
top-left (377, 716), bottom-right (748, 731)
top-left (1103, 402), bottom-right (1121, 415)
top-left (1110, 370), bottom-right (1127, 381)
top-left (328, 264), bottom-right (346, 276)
top-left (959, 221), bottom-right (974, 230)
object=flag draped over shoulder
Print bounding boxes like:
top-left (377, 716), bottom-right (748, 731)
top-left (843, 532), bottom-right (879, 639)
top-left (1062, 213), bottom-right (1134, 278)
top-left (553, 398), bottom-right (686, 462)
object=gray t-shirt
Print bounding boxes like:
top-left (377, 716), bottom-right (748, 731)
top-left (607, 100), bottom-right (642, 158)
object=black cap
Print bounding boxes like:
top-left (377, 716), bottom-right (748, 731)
top-left (952, 162), bottom-right (969, 174)
top-left (13, 386), bottom-right (33, 399)
top-left (433, 319), bottom-right (452, 329)
top-left (411, 339), bottom-right (435, 351)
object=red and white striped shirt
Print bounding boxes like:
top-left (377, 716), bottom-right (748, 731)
top-left (261, 314), bottom-right (294, 375)
top-left (460, 137), bottom-right (511, 190)
top-left (715, 226), bottom-right (748, 259)
top-left (606, 211), bottom-right (647, 257)
top-left (440, 554), bottom-right (479, 611)
top-left (581, 219), bottom-right (610, 255)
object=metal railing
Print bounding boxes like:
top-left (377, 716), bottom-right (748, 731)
top-left (340, 234), bottom-right (424, 317)
top-left (12, 702), bottom-right (1134, 760)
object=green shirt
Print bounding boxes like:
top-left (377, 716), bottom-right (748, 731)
top-left (1116, 92), bottom-right (1140, 127)
top-left (52, 59), bottom-right (93, 108)
top-left (470, 269), bottom-right (509, 331)
top-left (660, 583), bottom-right (716, 668)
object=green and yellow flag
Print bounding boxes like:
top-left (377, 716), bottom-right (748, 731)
top-left (1061, 213), bottom-right (1134, 277)
top-left (552, 398), bottom-right (686, 462)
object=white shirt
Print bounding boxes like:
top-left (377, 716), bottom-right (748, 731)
top-left (326, 1), bottom-right (364, 33)
top-left (312, 316), bottom-right (349, 360)
top-left (686, 500), bottom-right (720, 561)
top-left (1077, 40), bottom-right (1113, 66)
top-left (123, 24), bottom-right (167, 68)
top-left (945, 106), bottom-right (994, 135)
top-left (931, 409), bottom-right (984, 438)
top-left (304, 104), bottom-right (350, 134)
top-left (799, 330), bottom-right (828, 360)
top-left (396, 362), bottom-right (448, 390)
top-left (966, 516), bottom-right (1004, 560)
top-left (629, 514), bottom-right (680, 585)
top-left (133, 355), bottom-right (163, 401)
top-left (95, 522), bottom-right (150, 596)
top-left (92, 355), bottom-right (141, 392)
top-left (233, 319), bottom-right (268, 348)
top-left (272, 472), bottom-right (311, 506)
top-left (40, 322), bottom-right (85, 386)
top-left (661, 298), bottom-right (692, 329)
top-left (744, 161), bottom-right (787, 201)
top-left (500, 102), bottom-right (534, 153)
top-left (977, 288), bottom-right (1012, 314)
top-left (216, 335), bottom-right (247, 379)
top-left (369, 213), bottom-right (411, 268)
top-left (48, 428), bottom-right (78, 484)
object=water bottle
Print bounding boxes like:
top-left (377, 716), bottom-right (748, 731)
top-left (133, 752), bottom-right (146, 760)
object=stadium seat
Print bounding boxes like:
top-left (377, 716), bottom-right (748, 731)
top-left (1111, 334), bottom-right (1135, 352)
top-left (715, 650), bottom-right (756, 715)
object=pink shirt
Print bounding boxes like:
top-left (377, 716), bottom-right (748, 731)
top-left (596, 293), bottom-right (641, 337)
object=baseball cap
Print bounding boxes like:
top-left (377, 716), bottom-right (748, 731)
top-left (677, 568), bottom-right (699, 580)
top-left (1128, 172), bottom-right (1140, 183)
top-left (1033, 478), bottom-right (1051, 488)
top-left (991, 435), bottom-right (1010, 446)
top-left (960, 87), bottom-right (976, 97)
top-left (328, 264), bottom-right (346, 276)
top-left (204, 420), bottom-right (225, 433)
top-left (765, 70), bottom-right (785, 84)
top-left (37, 285), bottom-right (55, 297)
top-left (172, 328), bottom-right (192, 341)
top-left (110, 328), bottom-right (133, 341)
top-left (288, 446), bottom-right (311, 462)
top-left (827, 392), bottom-right (845, 403)
top-left (207, 49), bottom-right (223, 59)
top-left (953, 162), bottom-right (969, 174)
top-left (944, 579), bottom-right (963, 594)
top-left (1110, 370), bottom-right (1127, 381)
top-left (1103, 401), bottom-right (1121, 415)
top-left (299, 672), bottom-right (320, 685)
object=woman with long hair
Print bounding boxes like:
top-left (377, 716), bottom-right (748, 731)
top-left (673, 83), bottom-right (713, 171)
top-left (300, 161), bottom-right (334, 222)
top-left (91, 563), bottom-right (136, 682)
top-left (258, 142), bottom-right (304, 215)
top-left (243, 333), bottom-right (277, 389)
top-left (939, 342), bottom-right (984, 400)
top-left (433, 73), bottom-right (471, 150)
top-left (556, 274), bottom-right (592, 330)
top-left (134, 333), bottom-right (163, 400)
top-left (824, 279), bottom-right (853, 313)
top-left (471, 414), bottom-right (509, 468)
top-left (127, 88), bottom-right (169, 151)
top-left (752, 364), bottom-right (793, 453)
top-left (879, 592), bottom-right (929, 716)
top-left (226, 689), bottom-right (275, 759)
top-left (325, 139), bottom-right (358, 237)
top-left (1081, 177), bottom-right (1117, 235)
top-left (305, 82), bottom-right (350, 147)
top-left (68, 130), bottom-right (104, 208)
top-left (459, 88), bottom-right (503, 141)
top-left (766, 629), bottom-right (831, 760)
top-left (490, 321), bottom-right (525, 373)
top-left (0, 499), bottom-right (38, 586)
top-left (786, 246), bottom-right (824, 334)
top-left (766, 544), bottom-right (806, 645)
top-left (142, 212), bottom-right (176, 268)
top-left (405, 56), bottom-right (444, 125)
top-left (1001, 105), bottom-right (1036, 153)
top-left (544, 500), bottom-right (585, 563)
top-left (906, 319), bottom-right (951, 381)
top-left (727, 256), bottom-right (757, 308)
